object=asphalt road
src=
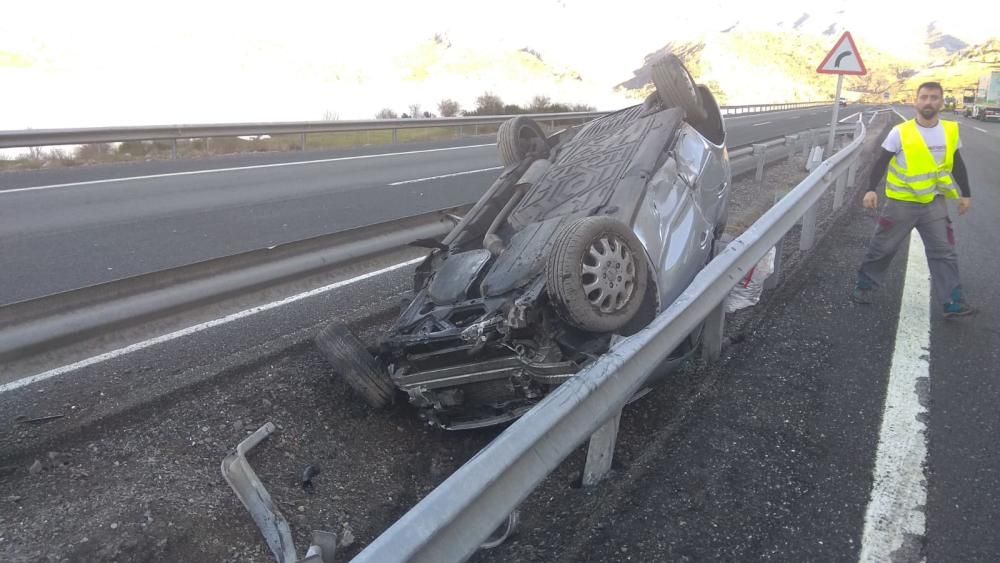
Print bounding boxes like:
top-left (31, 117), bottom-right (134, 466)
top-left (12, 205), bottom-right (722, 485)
top-left (920, 110), bottom-right (1000, 561)
top-left (0, 105), bottom-right (863, 305)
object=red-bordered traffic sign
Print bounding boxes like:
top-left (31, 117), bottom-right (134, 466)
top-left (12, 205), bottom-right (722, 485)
top-left (817, 31), bottom-right (867, 75)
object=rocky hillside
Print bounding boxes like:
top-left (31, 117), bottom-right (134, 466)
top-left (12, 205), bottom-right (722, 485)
top-left (905, 39), bottom-right (1000, 95)
top-left (616, 33), bottom-right (999, 106)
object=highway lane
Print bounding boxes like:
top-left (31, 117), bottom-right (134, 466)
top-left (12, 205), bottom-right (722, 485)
top-left (0, 105), bottom-right (867, 305)
top-left (915, 111), bottom-right (1000, 561)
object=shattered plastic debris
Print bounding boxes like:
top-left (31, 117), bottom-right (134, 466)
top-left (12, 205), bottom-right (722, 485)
top-left (725, 246), bottom-right (776, 313)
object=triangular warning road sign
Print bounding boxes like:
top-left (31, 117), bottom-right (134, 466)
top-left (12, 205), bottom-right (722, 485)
top-left (817, 31), bottom-right (867, 75)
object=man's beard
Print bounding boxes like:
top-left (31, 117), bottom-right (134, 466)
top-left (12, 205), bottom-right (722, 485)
top-left (919, 106), bottom-right (938, 119)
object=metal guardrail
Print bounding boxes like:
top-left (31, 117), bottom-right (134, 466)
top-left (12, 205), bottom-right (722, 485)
top-left (729, 123), bottom-right (858, 181)
top-left (719, 101), bottom-right (831, 116)
top-left (0, 102), bottom-right (832, 151)
top-left (0, 206), bottom-right (467, 382)
top-left (351, 119), bottom-right (872, 563)
top-left (0, 113), bottom-right (608, 150)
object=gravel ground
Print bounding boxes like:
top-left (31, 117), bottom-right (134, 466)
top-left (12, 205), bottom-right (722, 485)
top-left (1, 322), bottom-right (499, 563)
top-left (0, 117), bottom-right (893, 562)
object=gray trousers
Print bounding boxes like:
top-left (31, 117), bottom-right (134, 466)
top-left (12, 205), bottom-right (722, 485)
top-left (858, 196), bottom-right (962, 305)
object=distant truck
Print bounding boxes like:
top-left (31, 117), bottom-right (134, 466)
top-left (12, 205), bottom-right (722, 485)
top-left (970, 71), bottom-right (1000, 122)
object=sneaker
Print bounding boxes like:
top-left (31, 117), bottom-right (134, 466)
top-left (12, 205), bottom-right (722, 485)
top-left (851, 287), bottom-right (873, 304)
top-left (943, 301), bottom-right (976, 318)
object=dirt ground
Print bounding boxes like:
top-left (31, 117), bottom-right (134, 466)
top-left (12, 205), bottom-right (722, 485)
top-left (0, 118), bottom-right (892, 563)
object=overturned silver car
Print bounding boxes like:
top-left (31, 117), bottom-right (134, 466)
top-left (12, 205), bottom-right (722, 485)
top-left (317, 55), bottom-right (732, 430)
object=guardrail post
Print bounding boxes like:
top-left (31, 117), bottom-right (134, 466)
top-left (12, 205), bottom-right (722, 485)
top-left (847, 158), bottom-right (858, 188)
top-left (300, 133), bottom-right (306, 151)
top-left (753, 143), bottom-right (767, 183)
top-left (797, 147), bottom-right (825, 238)
top-left (833, 171), bottom-right (848, 209)
top-left (784, 135), bottom-right (797, 161)
top-left (765, 216), bottom-right (785, 291)
top-left (806, 145), bottom-right (823, 173)
top-left (392, 129), bottom-right (398, 144)
top-left (801, 131), bottom-right (812, 159)
top-left (171, 139), bottom-right (177, 160)
top-left (582, 409), bottom-right (623, 486)
top-left (800, 201), bottom-right (818, 251)
top-left (473, 125), bottom-right (479, 136)
top-left (701, 300), bottom-right (726, 363)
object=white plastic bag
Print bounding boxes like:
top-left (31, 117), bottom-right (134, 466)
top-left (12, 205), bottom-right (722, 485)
top-left (725, 246), bottom-right (776, 313)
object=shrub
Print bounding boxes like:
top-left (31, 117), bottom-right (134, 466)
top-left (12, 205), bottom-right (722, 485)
top-left (437, 99), bottom-right (460, 117)
top-left (475, 92), bottom-right (504, 115)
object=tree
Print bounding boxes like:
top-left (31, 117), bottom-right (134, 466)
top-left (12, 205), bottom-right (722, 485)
top-left (705, 81), bottom-right (727, 105)
top-left (570, 103), bottom-right (596, 112)
top-left (475, 92), bottom-right (504, 115)
top-left (437, 98), bottom-right (460, 117)
top-left (529, 95), bottom-right (551, 112)
top-left (408, 104), bottom-right (421, 119)
top-left (375, 108), bottom-right (398, 119)
top-left (322, 110), bottom-right (340, 121)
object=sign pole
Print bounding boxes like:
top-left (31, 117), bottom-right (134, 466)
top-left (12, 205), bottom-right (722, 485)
top-left (827, 73), bottom-right (844, 154)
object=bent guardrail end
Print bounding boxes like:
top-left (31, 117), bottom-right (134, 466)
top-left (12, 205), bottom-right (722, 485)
top-left (221, 422), bottom-right (336, 563)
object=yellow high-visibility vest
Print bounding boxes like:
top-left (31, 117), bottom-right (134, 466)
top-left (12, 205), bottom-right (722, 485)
top-left (885, 119), bottom-right (960, 203)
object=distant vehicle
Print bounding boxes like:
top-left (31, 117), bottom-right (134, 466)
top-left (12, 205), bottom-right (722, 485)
top-left (970, 71), bottom-right (1000, 122)
top-left (315, 55), bottom-right (733, 430)
top-left (838, 97), bottom-right (848, 107)
top-left (962, 87), bottom-right (976, 117)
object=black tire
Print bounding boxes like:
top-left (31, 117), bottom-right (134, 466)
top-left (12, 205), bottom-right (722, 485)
top-left (497, 116), bottom-right (550, 167)
top-left (315, 321), bottom-right (394, 408)
top-left (651, 54), bottom-right (707, 122)
top-left (545, 216), bottom-right (649, 333)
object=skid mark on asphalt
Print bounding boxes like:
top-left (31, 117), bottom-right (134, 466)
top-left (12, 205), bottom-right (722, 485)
top-left (0, 257), bottom-right (423, 395)
top-left (860, 232), bottom-right (931, 561)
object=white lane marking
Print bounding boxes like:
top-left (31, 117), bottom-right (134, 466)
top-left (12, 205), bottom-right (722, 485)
top-left (389, 166), bottom-right (503, 186)
top-left (0, 144), bottom-right (494, 195)
top-left (838, 111), bottom-right (861, 123)
top-left (973, 126), bottom-right (988, 133)
top-left (0, 257), bottom-right (424, 395)
top-left (751, 121), bottom-right (773, 127)
top-left (860, 232), bottom-right (931, 561)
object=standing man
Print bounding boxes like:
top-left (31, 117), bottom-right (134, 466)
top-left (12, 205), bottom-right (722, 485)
top-left (851, 81), bottom-right (975, 317)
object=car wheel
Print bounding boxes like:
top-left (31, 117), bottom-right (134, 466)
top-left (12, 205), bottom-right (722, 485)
top-left (651, 54), bottom-right (708, 122)
top-left (546, 216), bottom-right (649, 333)
top-left (497, 116), bottom-right (550, 167)
top-left (315, 321), bottom-right (394, 408)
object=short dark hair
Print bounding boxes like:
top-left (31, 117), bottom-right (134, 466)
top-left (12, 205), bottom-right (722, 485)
top-left (917, 81), bottom-right (943, 95)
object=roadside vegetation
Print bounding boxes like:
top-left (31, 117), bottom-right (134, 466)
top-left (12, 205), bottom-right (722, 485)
top-left (0, 93), bottom-right (596, 172)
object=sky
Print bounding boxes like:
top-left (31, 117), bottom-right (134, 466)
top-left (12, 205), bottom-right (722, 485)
top-left (1, 0), bottom-right (996, 130)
